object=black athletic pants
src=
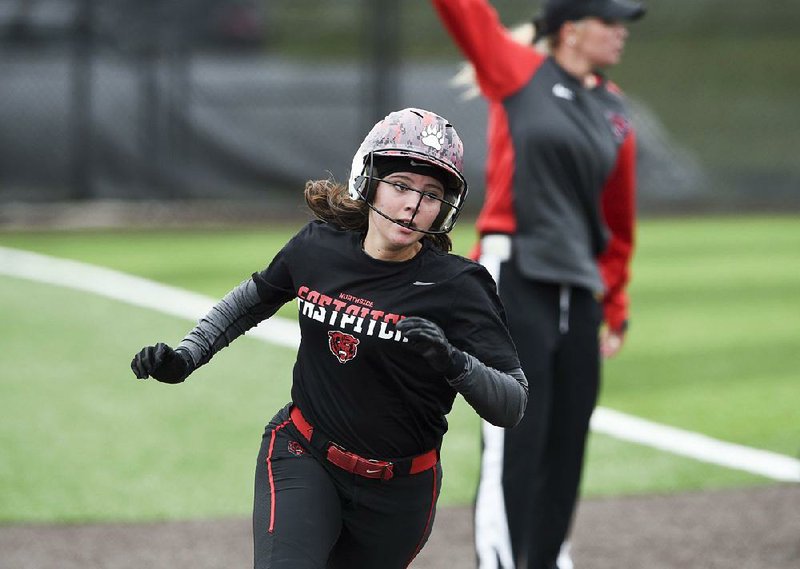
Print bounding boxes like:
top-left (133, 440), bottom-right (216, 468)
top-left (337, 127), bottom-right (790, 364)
top-left (475, 259), bottom-right (602, 569)
top-left (253, 404), bottom-right (443, 569)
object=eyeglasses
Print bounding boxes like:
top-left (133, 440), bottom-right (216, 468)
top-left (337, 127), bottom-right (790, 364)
top-left (378, 178), bottom-right (450, 209)
top-left (368, 176), bottom-right (463, 235)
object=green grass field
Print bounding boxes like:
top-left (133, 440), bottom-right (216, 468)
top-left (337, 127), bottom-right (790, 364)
top-left (1, 215), bottom-right (798, 523)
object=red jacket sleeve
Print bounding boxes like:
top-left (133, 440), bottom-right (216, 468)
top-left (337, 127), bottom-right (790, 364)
top-left (598, 130), bottom-right (637, 332)
top-left (431, 0), bottom-right (544, 100)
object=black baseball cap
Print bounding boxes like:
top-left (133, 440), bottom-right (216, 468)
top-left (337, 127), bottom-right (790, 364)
top-left (534, 0), bottom-right (646, 40)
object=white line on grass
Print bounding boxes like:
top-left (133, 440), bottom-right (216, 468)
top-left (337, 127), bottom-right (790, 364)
top-left (0, 246), bottom-right (300, 348)
top-left (591, 408), bottom-right (799, 482)
top-left (1, 245), bottom-right (798, 483)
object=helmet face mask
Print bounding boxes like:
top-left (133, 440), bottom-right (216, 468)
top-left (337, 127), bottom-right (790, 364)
top-left (360, 153), bottom-right (464, 235)
top-left (349, 108), bottom-right (468, 234)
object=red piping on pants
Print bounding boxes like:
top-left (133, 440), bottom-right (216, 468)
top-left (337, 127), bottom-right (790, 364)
top-left (266, 419), bottom-right (291, 534)
top-left (405, 465), bottom-right (439, 568)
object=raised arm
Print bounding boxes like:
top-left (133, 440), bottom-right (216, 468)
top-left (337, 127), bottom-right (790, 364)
top-left (431, 0), bottom-right (544, 100)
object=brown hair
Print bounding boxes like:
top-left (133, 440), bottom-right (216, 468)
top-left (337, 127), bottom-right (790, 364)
top-left (304, 177), bottom-right (453, 252)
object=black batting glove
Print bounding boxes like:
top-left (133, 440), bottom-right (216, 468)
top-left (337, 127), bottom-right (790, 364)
top-left (396, 317), bottom-right (467, 379)
top-left (130, 343), bottom-right (192, 384)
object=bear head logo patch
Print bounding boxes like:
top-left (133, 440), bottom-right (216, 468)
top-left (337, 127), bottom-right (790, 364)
top-left (328, 330), bottom-right (360, 364)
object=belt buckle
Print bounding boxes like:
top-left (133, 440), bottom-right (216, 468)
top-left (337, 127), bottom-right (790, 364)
top-left (326, 444), bottom-right (394, 481)
top-left (365, 458), bottom-right (394, 481)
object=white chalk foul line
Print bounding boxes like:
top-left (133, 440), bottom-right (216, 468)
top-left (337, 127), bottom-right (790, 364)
top-left (0, 245), bottom-right (300, 349)
top-left (591, 408), bottom-right (799, 483)
top-left (1, 245), bottom-right (798, 483)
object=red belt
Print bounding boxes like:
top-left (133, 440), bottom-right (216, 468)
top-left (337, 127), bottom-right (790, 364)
top-left (290, 405), bottom-right (438, 481)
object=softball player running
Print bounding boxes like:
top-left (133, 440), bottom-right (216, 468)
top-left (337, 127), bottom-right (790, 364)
top-left (131, 107), bottom-right (528, 569)
top-left (432, 1), bottom-right (643, 567)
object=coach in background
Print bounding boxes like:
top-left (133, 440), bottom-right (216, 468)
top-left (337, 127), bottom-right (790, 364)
top-left (432, 0), bottom-right (644, 568)
top-left (130, 107), bottom-right (527, 568)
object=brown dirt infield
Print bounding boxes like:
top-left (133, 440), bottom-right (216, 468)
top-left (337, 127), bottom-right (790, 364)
top-left (2, 484), bottom-right (797, 568)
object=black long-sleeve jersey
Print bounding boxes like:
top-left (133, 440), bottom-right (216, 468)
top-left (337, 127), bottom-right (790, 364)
top-left (177, 221), bottom-right (526, 459)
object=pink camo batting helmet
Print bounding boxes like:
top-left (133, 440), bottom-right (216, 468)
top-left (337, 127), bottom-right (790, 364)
top-left (348, 108), bottom-right (468, 234)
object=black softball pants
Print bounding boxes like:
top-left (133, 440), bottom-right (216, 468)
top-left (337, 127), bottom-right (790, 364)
top-left (253, 404), bottom-right (443, 569)
top-left (475, 260), bottom-right (602, 569)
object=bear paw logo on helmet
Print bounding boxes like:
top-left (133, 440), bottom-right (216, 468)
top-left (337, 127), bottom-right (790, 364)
top-left (347, 107), bottom-right (469, 234)
top-left (420, 124), bottom-right (444, 151)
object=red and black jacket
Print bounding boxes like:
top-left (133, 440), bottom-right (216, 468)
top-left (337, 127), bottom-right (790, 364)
top-left (433, 0), bottom-right (636, 332)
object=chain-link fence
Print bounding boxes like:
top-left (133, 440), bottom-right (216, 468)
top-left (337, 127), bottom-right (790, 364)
top-left (2, 0), bottom-right (799, 217)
